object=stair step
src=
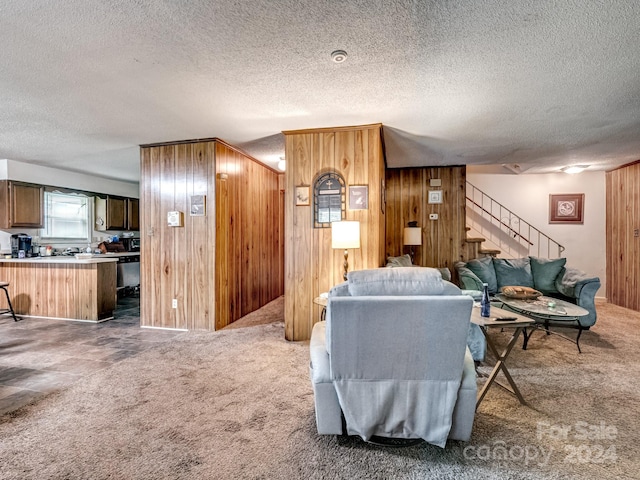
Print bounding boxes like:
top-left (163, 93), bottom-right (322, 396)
top-left (479, 248), bottom-right (501, 256)
top-left (465, 237), bottom-right (486, 243)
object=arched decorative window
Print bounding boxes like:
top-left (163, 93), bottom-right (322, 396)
top-left (314, 171), bottom-right (346, 228)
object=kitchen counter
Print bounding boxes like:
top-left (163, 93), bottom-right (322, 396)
top-left (0, 256), bottom-right (119, 264)
top-left (0, 257), bottom-right (117, 322)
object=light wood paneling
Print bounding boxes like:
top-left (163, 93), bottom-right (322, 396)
top-left (0, 261), bottom-right (116, 321)
top-left (606, 161), bottom-right (640, 310)
top-left (283, 124), bottom-right (386, 341)
top-left (140, 139), bottom-right (283, 331)
top-left (385, 167), bottom-right (467, 273)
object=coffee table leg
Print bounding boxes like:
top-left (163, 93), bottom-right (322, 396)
top-left (477, 326), bottom-right (527, 409)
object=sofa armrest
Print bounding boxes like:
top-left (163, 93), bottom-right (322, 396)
top-left (555, 267), bottom-right (601, 327)
top-left (454, 262), bottom-right (484, 291)
top-left (555, 267), bottom-right (600, 298)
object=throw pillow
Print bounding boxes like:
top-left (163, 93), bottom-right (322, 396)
top-left (385, 254), bottom-right (413, 267)
top-left (529, 256), bottom-right (567, 293)
top-left (466, 256), bottom-right (498, 293)
top-left (493, 257), bottom-right (535, 290)
top-left (454, 262), bottom-right (484, 291)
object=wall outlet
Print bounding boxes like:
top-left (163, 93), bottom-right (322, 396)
top-left (429, 213), bottom-right (438, 220)
top-left (172, 298), bottom-right (178, 309)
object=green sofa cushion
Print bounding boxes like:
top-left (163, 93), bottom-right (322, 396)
top-left (386, 254), bottom-right (413, 267)
top-left (529, 256), bottom-right (566, 293)
top-left (466, 256), bottom-right (498, 293)
top-left (454, 262), bottom-right (485, 291)
top-left (493, 257), bottom-right (534, 290)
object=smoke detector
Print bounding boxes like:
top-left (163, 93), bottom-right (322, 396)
top-left (331, 50), bottom-right (348, 63)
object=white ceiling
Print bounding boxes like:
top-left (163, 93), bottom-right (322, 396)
top-left (2, 0), bottom-right (640, 183)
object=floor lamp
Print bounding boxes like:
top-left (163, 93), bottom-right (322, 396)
top-left (331, 221), bottom-right (361, 281)
top-left (403, 223), bottom-right (422, 264)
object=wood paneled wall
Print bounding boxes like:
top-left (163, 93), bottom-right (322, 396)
top-left (215, 141), bottom-right (284, 328)
top-left (606, 161), bottom-right (640, 310)
top-left (385, 167), bottom-right (468, 273)
top-left (283, 124), bottom-right (386, 341)
top-left (140, 139), bottom-right (283, 331)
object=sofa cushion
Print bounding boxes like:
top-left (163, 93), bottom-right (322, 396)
top-left (347, 267), bottom-right (445, 296)
top-left (455, 262), bottom-right (485, 291)
top-left (386, 254), bottom-right (413, 268)
top-left (493, 257), bottom-right (534, 290)
top-left (466, 256), bottom-right (498, 293)
top-left (529, 256), bottom-right (566, 293)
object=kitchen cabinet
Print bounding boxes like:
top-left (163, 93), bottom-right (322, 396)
top-left (0, 180), bottom-right (44, 228)
top-left (127, 198), bottom-right (139, 231)
top-left (95, 195), bottom-right (139, 231)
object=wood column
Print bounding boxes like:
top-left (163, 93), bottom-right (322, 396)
top-left (283, 124), bottom-right (386, 341)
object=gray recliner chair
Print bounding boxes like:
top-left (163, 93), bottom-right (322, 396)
top-left (309, 267), bottom-right (477, 448)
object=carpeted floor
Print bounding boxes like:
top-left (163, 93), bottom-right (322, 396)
top-left (0, 297), bottom-right (639, 479)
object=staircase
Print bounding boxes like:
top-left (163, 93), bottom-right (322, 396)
top-left (465, 182), bottom-right (564, 259)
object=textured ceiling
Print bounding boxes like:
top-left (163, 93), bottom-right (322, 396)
top-left (1, 0), bottom-right (639, 182)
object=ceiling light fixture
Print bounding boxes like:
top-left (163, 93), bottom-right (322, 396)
top-left (277, 157), bottom-right (286, 171)
top-left (331, 50), bottom-right (348, 63)
top-left (562, 165), bottom-right (589, 174)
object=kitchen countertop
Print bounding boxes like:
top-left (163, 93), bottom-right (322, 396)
top-left (0, 256), bottom-right (120, 264)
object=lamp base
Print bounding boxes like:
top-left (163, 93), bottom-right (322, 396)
top-left (343, 249), bottom-right (349, 281)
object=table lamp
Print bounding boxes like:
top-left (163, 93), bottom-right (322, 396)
top-left (403, 221), bottom-right (422, 264)
top-left (331, 220), bottom-right (361, 281)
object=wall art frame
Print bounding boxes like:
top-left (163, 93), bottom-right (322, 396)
top-left (348, 185), bottom-right (368, 210)
top-left (549, 193), bottom-right (584, 224)
top-left (295, 185), bottom-right (310, 206)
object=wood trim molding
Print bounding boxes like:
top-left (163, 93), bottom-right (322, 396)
top-left (282, 123), bottom-right (382, 136)
top-left (140, 137), bottom-right (281, 174)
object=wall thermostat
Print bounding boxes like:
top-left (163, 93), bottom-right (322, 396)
top-left (167, 211), bottom-right (184, 227)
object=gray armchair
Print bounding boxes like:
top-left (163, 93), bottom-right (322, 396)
top-left (309, 267), bottom-right (477, 448)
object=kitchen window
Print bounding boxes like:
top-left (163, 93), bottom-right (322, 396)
top-left (41, 191), bottom-right (91, 241)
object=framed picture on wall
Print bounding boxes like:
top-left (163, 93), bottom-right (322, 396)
top-left (295, 185), bottom-right (310, 206)
top-left (348, 185), bottom-right (368, 210)
top-left (549, 193), bottom-right (584, 224)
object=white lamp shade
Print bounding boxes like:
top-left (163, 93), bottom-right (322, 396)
top-left (331, 221), bottom-right (361, 249)
top-left (403, 227), bottom-right (422, 246)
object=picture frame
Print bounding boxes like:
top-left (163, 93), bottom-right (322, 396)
top-left (189, 195), bottom-right (206, 216)
top-left (348, 185), bottom-right (368, 210)
top-left (428, 190), bottom-right (443, 204)
top-left (549, 194), bottom-right (584, 224)
top-left (295, 185), bottom-right (310, 206)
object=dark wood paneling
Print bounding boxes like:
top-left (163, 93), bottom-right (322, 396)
top-left (385, 167), bottom-right (467, 272)
top-left (606, 163), bottom-right (640, 310)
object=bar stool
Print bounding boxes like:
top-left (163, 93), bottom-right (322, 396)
top-left (0, 281), bottom-right (18, 321)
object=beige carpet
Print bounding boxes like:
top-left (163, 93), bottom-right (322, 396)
top-left (0, 298), bottom-right (639, 479)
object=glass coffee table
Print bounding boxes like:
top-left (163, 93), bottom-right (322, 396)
top-left (493, 294), bottom-right (589, 352)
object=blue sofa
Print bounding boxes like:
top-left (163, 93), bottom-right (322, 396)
top-left (454, 256), bottom-right (601, 328)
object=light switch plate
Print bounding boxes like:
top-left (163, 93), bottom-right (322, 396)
top-left (430, 178), bottom-right (442, 187)
top-left (429, 213), bottom-right (439, 220)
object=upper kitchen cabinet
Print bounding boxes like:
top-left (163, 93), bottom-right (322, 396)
top-left (95, 195), bottom-right (139, 231)
top-left (0, 180), bottom-right (44, 228)
top-left (127, 198), bottom-right (139, 231)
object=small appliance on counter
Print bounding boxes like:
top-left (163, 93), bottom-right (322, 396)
top-left (11, 233), bottom-right (33, 258)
